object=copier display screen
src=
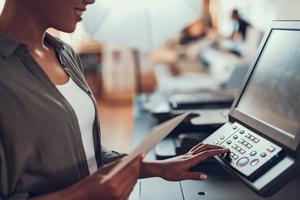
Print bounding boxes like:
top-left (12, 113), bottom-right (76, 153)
top-left (237, 30), bottom-right (300, 138)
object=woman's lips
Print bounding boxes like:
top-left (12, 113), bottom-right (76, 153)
top-left (74, 7), bottom-right (86, 20)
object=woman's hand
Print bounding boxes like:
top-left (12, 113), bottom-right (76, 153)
top-left (78, 154), bottom-right (143, 200)
top-left (140, 143), bottom-right (229, 181)
top-left (33, 155), bottom-right (143, 200)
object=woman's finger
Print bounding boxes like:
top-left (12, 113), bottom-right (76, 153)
top-left (112, 154), bottom-right (143, 183)
top-left (189, 148), bottom-right (229, 166)
top-left (120, 180), bottom-right (138, 200)
top-left (118, 172), bottom-right (139, 197)
top-left (191, 143), bottom-right (225, 155)
top-left (117, 156), bottom-right (141, 199)
top-left (118, 161), bottom-right (141, 192)
top-left (176, 171), bottom-right (208, 181)
top-left (188, 143), bottom-right (204, 153)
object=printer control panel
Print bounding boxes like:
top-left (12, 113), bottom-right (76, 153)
top-left (204, 122), bottom-right (284, 181)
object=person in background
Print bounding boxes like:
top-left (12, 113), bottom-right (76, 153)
top-left (0, 0), bottom-right (228, 199)
top-left (230, 9), bottom-right (251, 40)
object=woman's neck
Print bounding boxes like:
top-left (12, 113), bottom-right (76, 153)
top-left (0, 1), bottom-right (48, 51)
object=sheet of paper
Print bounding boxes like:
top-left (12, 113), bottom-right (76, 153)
top-left (103, 112), bottom-right (190, 181)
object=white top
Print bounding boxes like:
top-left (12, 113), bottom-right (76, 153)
top-left (56, 78), bottom-right (97, 175)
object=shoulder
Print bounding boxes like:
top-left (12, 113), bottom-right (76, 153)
top-left (240, 19), bottom-right (250, 26)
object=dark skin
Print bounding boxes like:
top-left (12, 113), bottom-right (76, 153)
top-left (0, 0), bottom-right (229, 199)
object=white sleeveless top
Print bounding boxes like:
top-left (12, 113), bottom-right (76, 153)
top-left (56, 77), bottom-right (97, 175)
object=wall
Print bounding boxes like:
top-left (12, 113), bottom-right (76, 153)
top-left (0, 0), bottom-right (4, 13)
top-left (276, 0), bottom-right (300, 20)
top-left (216, 0), bottom-right (300, 36)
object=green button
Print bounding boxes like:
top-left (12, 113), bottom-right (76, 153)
top-left (250, 151), bottom-right (257, 156)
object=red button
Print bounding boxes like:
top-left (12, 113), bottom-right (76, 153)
top-left (250, 159), bottom-right (259, 166)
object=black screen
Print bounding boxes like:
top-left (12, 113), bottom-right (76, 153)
top-left (237, 30), bottom-right (300, 138)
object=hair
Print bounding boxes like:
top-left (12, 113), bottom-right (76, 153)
top-left (232, 9), bottom-right (239, 16)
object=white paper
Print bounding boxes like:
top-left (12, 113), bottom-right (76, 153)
top-left (102, 112), bottom-right (190, 181)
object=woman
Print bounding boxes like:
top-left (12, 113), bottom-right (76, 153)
top-left (0, 0), bottom-right (228, 199)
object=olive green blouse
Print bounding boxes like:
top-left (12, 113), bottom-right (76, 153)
top-left (0, 32), bottom-right (124, 199)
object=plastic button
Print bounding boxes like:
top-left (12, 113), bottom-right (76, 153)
top-left (242, 141), bottom-right (248, 146)
top-left (260, 152), bottom-right (267, 158)
top-left (250, 151), bottom-right (257, 156)
top-left (237, 157), bottom-right (249, 167)
top-left (267, 146), bottom-right (276, 152)
top-left (250, 159), bottom-right (259, 166)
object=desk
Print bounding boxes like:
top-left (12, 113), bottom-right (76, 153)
top-left (129, 98), bottom-right (300, 200)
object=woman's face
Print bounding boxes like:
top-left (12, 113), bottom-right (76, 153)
top-left (32, 0), bottom-right (95, 32)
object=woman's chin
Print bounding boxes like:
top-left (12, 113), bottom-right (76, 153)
top-left (56, 24), bottom-right (77, 33)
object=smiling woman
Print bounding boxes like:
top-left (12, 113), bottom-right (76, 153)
top-left (0, 0), bottom-right (228, 199)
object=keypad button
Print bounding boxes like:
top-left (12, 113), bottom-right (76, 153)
top-left (250, 150), bottom-right (257, 156)
top-left (236, 146), bottom-right (241, 151)
top-left (267, 146), bottom-right (276, 153)
top-left (233, 135), bottom-right (238, 139)
top-left (233, 126), bottom-right (237, 130)
top-left (250, 136), bottom-right (255, 140)
top-left (226, 140), bottom-right (232, 145)
top-left (233, 155), bottom-right (238, 160)
top-left (260, 152), bottom-right (267, 158)
top-left (220, 135), bottom-right (225, 140)
top-left (240, 149), bottom-right (246, 154)
top-left (239, 130), bottom-right (245, 134)
top-left (237, 157), bottom-right (249, 167)
top-left (245, 134), bottom-right (251, 138)
top-left (214, 140), bottom-right (219, 145)
top-left (254, 138), bottom-right (259, 143)
top-left (247, 144), bottom-right (253, 149)
top-left (250, 159), bottom-right (260, 166)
